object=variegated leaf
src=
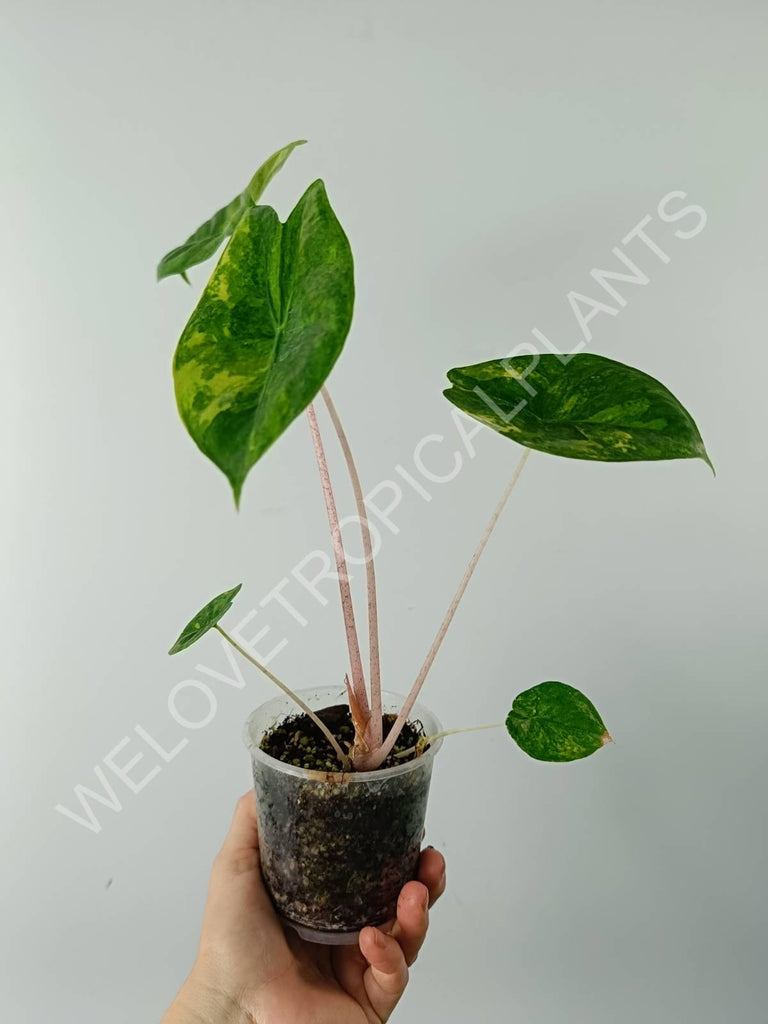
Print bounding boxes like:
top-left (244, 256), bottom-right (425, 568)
top-left (173, 179), bottom-right (354, 504)
top-left (506, 681), bottom-right (611, 762)
top-left (169, 584), bottom-right (242, 654)
top-left (444, 353), bottom-right (712, 469)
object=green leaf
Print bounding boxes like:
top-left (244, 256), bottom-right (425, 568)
top-left (243, 139), bottom-right (307, 204)
top-left (506, 681), bottom-right (611, 762)
top-left (157, 139), bottom-right (306, 282)
top-left (168, 584), bottom-right (242, 655)
top-left (444, 353), bottom-right (712, 469)
top-left (173, 179), bottom-right (354, 505)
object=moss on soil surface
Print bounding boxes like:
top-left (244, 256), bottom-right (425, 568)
top-left (259, 703), bottom-right (429, 770)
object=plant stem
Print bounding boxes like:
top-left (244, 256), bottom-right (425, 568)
top-left (358, 449), bottom-right (531, 771)
top-left (320, 386), bottom-right (382, 750)
top-left (392, 722), bottom-right (504, 760)
top-left (344, 672), bottom-right (371, 752)
top-left (214, 625), bottom-right (351, 769)
top-left (306, 403), bottom-right (370, 722)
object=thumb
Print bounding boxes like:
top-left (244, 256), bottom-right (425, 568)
top-left (201, 792), bottom-right (288, 954)
top-left (217, 791), bottom-right (263, 868)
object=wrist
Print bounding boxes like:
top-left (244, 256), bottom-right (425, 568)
top-left (162, 968), bottom-right (255, 1024)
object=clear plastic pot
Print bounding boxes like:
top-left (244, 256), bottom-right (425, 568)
top-left (243, 686), bottom-right (443, 945)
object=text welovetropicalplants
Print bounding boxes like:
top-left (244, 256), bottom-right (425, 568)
top-left (159, 141), bottom-right (711, 774)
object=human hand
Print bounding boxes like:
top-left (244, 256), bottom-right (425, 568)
top-left (161, 791), bottom-right (447, 1024)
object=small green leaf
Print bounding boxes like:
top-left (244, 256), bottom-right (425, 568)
top-left (157, 140), bottom-right (306, 282)
top-left (506, 681), bottom-right (611, 762)
top-left (157, 192), bottom-right (250, 283)
top-left (173, 179), bottom-right (354, 505)
top-left (444, 353), bottom-right (712, 469)
top-left (168, 584), bottom-right (242, 654)
top-left (244, 139), bottom-right (307, 204)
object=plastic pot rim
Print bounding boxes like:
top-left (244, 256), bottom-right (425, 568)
top-left (243, 685), bottom-right (444, 783)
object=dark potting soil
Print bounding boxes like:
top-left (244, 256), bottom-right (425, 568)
top-left (253, 703), bottom-right (435, 933)
top-left (259, 703), bottom-right (430, 770)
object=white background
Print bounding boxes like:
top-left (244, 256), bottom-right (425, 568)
top-left (2, 1), bottom-right (767, 1021)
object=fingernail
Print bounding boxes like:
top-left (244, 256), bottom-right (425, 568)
top-left (426, 844), bottom-right (434, 850)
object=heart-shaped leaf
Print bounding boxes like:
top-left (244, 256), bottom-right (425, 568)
top-left (169, 584), bottom-right (242, 655)
top-left (157, 139), bottom-right (306, 282)
top-left (173, 179), bottom-right (354, 505)
top-left (506, 681), bottom-right (611, 762)
top-left (444, 353), bottom-right (712, 469)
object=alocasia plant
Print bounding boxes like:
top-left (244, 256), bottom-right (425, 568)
top-left (160, 141), bottom-right (711, 774)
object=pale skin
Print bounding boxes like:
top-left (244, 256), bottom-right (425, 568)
top-left (161, 792), bottom-right (447, 1024)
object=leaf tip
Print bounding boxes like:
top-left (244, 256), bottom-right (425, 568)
top-left (600, 730), bottom-right (613, 747)
top-left (443, 365), bottom-right (465, 390)
top-left (156, 263), bottom-right (190, 286)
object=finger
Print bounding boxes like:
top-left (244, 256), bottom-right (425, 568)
top-left (376, 847), bottom-right (445, 966)
top-left (416, 847), bottom-right (446, 909)
top-left (359, 926), bottom-right (409, 1020)
top-left (387, 881), bottom-right (430, 967)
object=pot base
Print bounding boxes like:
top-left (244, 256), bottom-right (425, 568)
top-left (280, 914), bottom-right (361, 946)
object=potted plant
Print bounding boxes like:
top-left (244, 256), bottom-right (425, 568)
top-left (160, 141), bottom-right (712, 944)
